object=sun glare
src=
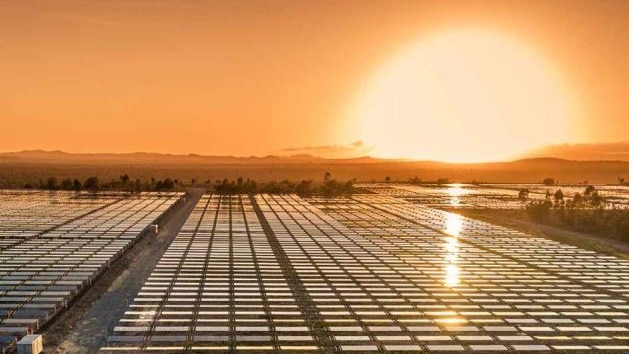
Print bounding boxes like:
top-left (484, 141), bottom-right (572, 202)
top-left (353, 29), bottom-right (574, 162)
top-left (445, 212), bottom-right (463, 236)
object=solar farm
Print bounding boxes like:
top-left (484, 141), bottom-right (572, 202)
top-left (0, 190), bottom-right (184, 352)
top-left (359, 183), bottom-right (629, 210)
top-left (0, 188), bottom-right (628, 353)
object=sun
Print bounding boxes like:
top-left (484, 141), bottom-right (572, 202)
top-left (351, 29), bottom-right (575, 162)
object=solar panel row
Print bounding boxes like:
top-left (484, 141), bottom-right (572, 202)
top-left (0, 191), bottom-right (183, 352)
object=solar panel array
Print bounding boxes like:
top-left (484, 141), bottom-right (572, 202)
top-left (102, 193), bottom-right (628, 352)
top-left (0, 190), bottom-right (183, 352)
top-left (0, 191), bottom-right (123, 248)
top-left (103, 195), bottom-right (319, 352)
top-left (485, 184), bottom-right (629, 208)
top-left (357, 183), bottom-right (629, 210)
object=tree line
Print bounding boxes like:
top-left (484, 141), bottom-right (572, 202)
top-left (212, 172), bottom-right (356, 195)
top-left (23, 172), bottom-right (358, 195)
top-left (521, 185), bottom-right (628, 242)
top-left (26, 174), bottom-right (179, 192)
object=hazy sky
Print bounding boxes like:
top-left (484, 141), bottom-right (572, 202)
top-left (1, 0), bottom-right (627, 159)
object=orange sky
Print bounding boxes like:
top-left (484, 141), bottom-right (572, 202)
top-left (1, 0), bottom-right (627, 159)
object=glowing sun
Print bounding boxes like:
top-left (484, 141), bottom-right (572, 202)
top-left (353, 29), bottom-right (574, 162)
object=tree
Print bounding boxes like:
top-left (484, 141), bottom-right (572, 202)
top-left (385, 176), bottom-right (391, 183)
top-left (518, 188), bottom-right (529, 200)
top-left (554, 189), bottom-right (564, 206)
top-left (84, 177), bottom-right (100, 193)
top-left (46, 177), bottom-right (58, 190)
top-left (526, 200), bottom-right (552, 220)
top-left (73, 179), bottom-right (82, 191)
top-left (573, 192), bottom-right (583, 205)
top-left (543, 178), bottom-right (555, 186)
top-left (61, 178), bottom-right (73, 190)
top-left (324, 172), bottom-right (332, 182)
top-left (589, 191), bottom-right (603, 208)
top-left (162, 178), bottom-right (175, 189)
top-left (120, 174), bottom-right (130, 184)
top-left (584, 185), bottom-right (595, 198)
top-left (568, 186), bottom-right (605, 209)
top-left (244, 179), bottom-right (258, 194)
top-left (409, 177), bottom-right (421, 184)
top-left (296, 180), bottom-right (313, 194)
top-left (153, 178), bottom-right (175, 190)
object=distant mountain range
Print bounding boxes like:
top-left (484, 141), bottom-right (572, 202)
top-left (1, 142), bottom-right (628, 164)
top-left (521, 142), bottom-right (629, 162)
top-left (0, 150), bottom-right (384, 165)
top-left (1, 147), bottom-right (627, 185)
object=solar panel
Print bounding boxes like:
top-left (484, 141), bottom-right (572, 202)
top-left (101, 192), bottom-right (629, 352)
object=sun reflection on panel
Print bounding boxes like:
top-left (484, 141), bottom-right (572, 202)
top-left (443, 214), bottom-right (461, 287)
top-left (445, 236), bottom-right (458, 253)
top-left (444, 212), bottom-right (463, 236)
top-left (445, 184), bottom-right (469, 206)
top-left (445, 263), bottom-right (460, 287)
top-left (434, 317), bottom-right (468, 324)
top-left (445, 184), bottom-right (469, 197)
top-left (445, 236), bottom-right (458, 263)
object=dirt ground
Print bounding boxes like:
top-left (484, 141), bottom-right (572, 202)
top-left (41, 188), bottom-right (204, 354)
